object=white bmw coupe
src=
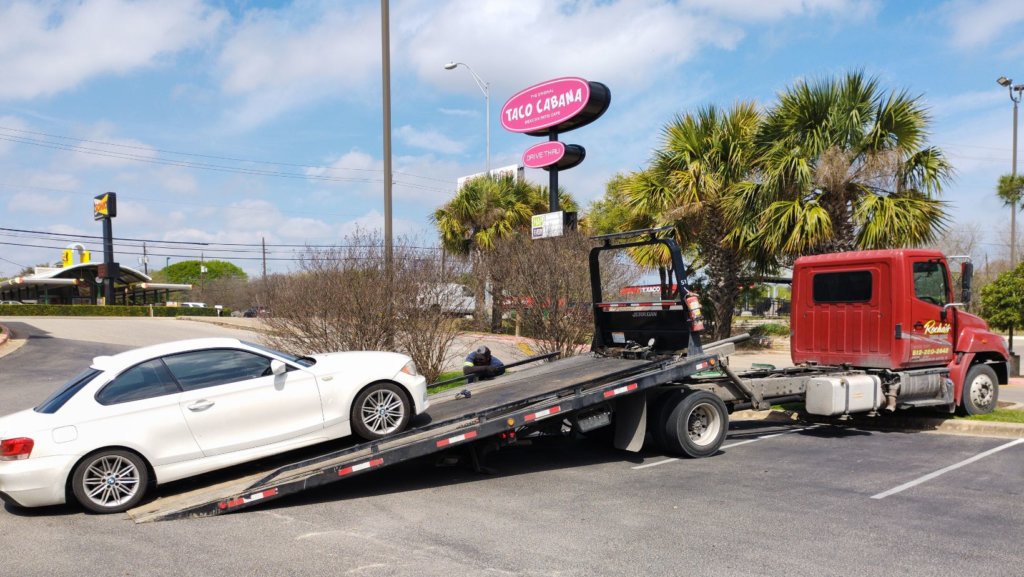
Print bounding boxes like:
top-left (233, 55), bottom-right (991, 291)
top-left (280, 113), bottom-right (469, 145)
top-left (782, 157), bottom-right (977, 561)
top-left (0, 338), bottom-right (429, 513)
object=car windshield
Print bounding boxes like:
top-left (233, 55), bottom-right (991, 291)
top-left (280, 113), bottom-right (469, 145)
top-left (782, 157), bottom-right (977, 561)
top-left (241, 341), bottom-right (315, 367)
top-left (34, 368), bottom-right (102, 414)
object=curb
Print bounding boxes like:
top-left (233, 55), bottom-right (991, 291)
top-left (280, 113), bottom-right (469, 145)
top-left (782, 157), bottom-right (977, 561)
top-left (731, 408), bottom-right (1024, 439)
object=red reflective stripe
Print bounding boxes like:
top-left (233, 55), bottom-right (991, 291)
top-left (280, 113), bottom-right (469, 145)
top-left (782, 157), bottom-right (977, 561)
top-left (218, 488), bottom-right (279, 510)
top-left (524, 406), bottom-right (561, 422)
top-left (436, 430), bottom-right (479, 448)
top-left (603, 383), bottom-right (638, 398)
top-left (338, 458), bottom-right (385, 477)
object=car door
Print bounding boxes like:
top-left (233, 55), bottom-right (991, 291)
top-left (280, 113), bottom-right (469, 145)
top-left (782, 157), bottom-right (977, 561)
top-left (165, 348), bottom-right (325, 457)
top-left (91, 359), bottom-right (203, 466)
top-left (907, 258), bottom-right (955, 368)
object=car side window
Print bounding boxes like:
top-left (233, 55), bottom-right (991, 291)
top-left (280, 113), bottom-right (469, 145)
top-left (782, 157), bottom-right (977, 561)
top-left (162, 349), bottom-right (273, 392)
top-left (96, 360), bottom-right (180, 405)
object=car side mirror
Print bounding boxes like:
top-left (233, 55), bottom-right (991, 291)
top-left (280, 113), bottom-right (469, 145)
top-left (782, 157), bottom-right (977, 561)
top-left (270, 359), bottom-right (287, 376)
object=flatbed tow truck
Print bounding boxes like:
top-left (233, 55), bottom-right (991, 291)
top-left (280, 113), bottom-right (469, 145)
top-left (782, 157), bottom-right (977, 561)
top-left (128, 228), bottom-right (1008, 522)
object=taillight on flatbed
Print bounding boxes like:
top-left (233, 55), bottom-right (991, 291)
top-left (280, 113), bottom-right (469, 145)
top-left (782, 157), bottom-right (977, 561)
top-left (0, 437), bottom-right (34, 460)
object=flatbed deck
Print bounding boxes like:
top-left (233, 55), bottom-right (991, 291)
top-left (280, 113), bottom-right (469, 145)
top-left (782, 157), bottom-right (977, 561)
top-left (128, 354), bottom-right (690, 522)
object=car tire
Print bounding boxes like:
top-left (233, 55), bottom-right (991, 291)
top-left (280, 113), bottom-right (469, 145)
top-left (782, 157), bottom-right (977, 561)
top-left (960, 364), bottom-right (999, 415)
top-left (71, 449), bottom-right (150, 514)
top-left (351, 382), bottom-right (411, 441)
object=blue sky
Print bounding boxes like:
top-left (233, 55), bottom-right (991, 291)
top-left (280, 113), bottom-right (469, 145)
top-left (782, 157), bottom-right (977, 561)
top-left (1, 0), bottom-right (1023, 278)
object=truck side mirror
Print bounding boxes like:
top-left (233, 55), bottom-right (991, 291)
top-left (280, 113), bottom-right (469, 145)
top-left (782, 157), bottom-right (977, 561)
top-left (960, 261), bottom-right (974, 309)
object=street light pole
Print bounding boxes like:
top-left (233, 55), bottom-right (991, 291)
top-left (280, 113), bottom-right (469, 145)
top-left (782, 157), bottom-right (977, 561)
top-left (997, 76), bottom-right (1024, 364)
top-left (444, 61), bottom-right (490, 174)
top-left (998, 76), bottom-right (1023, 266)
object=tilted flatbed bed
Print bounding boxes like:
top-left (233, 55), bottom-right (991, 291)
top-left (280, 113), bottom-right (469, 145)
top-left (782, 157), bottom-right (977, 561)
top-left (129, 352), bottom-right (721, 522)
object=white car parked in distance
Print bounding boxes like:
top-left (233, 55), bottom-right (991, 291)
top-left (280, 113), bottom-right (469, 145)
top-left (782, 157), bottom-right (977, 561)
top-left (0, 338), bottom-right (428, 513)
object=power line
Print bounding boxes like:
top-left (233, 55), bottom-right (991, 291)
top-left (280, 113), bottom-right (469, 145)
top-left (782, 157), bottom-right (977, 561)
top-left (0, 226), bottom-right (442, 251)
top-left (0, 126), bottom-right (456, 190)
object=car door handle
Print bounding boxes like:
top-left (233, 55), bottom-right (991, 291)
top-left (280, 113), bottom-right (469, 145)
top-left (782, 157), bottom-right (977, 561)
top-left (187, 400), bottom-right (215, 412)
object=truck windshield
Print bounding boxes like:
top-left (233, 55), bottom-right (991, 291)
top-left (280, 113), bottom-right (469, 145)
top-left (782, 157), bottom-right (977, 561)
top-left (913, 261), bottom-right (949, 306)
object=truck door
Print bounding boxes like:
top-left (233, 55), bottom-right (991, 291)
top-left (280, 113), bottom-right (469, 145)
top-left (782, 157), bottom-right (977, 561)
top-left (906, 259), bottom-right (955, 367)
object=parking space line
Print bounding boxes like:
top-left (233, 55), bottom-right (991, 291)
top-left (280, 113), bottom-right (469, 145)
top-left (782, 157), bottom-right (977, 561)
top-left (871, 438), bottom-right (1024, 500)
top-left (632, 425), bottom-right (819, 470)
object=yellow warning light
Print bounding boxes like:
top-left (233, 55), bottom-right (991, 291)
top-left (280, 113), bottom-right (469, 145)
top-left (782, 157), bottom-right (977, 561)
top-left (709, 358), bottom-right (716, 365)
top-left (507, 418), bottom-right (515, 427)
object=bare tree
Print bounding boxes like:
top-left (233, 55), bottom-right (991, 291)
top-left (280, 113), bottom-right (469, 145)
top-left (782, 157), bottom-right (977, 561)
top-left (261, 230), bottom-right (464, 383)
top-left (487, 232), bottom-right (619, 357)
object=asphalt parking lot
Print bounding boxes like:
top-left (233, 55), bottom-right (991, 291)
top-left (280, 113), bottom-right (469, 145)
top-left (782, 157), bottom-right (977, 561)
top-left (1, 317), bottom-right (1022, 577)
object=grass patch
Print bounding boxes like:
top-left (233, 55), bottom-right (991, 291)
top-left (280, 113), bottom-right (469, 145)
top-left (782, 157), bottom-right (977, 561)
top-left (428, 369), bottom-right (466, 394)
top-left (957, 409), bottom-right (1024, 424)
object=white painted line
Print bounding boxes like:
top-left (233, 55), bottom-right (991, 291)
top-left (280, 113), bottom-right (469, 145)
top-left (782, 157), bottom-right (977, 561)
top-left (632, 425), bottom-right (818, 470)
top-left (871, 438), bottom-right (1024, 500)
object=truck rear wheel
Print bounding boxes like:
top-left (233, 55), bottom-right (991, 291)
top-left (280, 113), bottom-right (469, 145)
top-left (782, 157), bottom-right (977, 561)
top-left (658, 390), bottom-right (728, 458)
top-left (961, 364), bottom-right (999, 415)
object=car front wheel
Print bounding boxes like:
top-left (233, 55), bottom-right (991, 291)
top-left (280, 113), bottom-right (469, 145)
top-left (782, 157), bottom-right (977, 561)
top-left (71, 449), bottom-right (150, 514)
top-left (351, 382), bottom-right (411, 441)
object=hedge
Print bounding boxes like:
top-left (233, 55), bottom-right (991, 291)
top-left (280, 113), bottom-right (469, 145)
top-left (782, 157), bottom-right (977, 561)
top-left (0, 304), bottom-right (227, 317)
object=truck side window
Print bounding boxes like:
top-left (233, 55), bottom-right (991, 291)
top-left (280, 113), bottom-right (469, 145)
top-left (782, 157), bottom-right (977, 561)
top-left (913, 261), bottom-right (948, 306)
top-left (812, 271), bottom-right (872, 303)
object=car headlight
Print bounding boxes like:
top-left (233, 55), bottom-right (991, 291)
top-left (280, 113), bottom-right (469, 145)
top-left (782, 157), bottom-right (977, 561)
top-left (400, 360), bottom-right (419, 377)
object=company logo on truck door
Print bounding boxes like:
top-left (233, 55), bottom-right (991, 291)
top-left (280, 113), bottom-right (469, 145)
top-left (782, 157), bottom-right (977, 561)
top-left (922, 320), bottom-right (952, 335)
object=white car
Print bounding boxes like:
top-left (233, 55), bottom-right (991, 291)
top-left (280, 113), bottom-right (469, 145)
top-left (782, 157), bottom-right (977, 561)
top-left (0, 338), bottom-right (429, 513)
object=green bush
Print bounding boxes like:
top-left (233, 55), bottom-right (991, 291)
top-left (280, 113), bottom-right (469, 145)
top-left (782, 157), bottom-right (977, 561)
top-left (750, 322), bottom-right (790, 337)
top-left (0, 304), bottom-right (223, 317)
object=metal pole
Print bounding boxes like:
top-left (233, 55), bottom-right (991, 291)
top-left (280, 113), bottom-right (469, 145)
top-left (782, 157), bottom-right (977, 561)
top-left (381, 0), bottom-right (393, 268)
top-left (549, 128), bottom-right (559, 212)
top-left (485, 83), bottom-right (490, 174)
top-left (1012, 98), bottom-right (1019, 269)
top-left (381, 0), bottom-right (394, 347)
top-left (102, 217), bottom-right (114, 305)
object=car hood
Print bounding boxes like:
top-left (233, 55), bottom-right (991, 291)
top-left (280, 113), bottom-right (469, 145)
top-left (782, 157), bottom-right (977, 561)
top-left (306, 350), bottom-right (410, 377)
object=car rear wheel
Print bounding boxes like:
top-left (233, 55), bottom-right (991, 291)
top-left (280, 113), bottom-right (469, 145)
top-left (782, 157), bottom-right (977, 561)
top-left (351, 382), bottom-right (411, 440)
top-left (71, 449), bottom-right (149, 514)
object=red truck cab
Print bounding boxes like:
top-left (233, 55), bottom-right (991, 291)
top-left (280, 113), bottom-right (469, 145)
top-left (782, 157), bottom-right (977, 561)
top-left (790, 249), bottom-right (1008, 413)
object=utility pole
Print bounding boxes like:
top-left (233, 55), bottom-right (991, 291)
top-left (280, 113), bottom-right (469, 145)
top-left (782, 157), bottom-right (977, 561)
top-left (261, 237), bottom-right (267, 279)
top-left (141, 242), bottom-right (149, 275)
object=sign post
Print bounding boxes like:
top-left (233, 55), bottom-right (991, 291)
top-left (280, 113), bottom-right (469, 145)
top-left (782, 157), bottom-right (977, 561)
top-left (93, 192), bottom-right (118, 305)
top-left (501, 76), bottom-right (610, 231)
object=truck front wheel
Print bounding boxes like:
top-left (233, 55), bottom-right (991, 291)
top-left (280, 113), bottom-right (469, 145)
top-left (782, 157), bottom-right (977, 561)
top-left (961, 364), bottom-right (999, 415)
top-left (659, 390), bottom-right (729, 458)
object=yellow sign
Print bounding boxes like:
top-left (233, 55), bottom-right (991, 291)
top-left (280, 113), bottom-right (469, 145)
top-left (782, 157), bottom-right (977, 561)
top-left (93, 192), bottom-right (117, 220)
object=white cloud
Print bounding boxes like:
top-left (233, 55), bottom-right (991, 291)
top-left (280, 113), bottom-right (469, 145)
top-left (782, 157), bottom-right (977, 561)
top-left (0, 0), bottom-right (225, 100)
top-left (217, 3), bottom-right (381, 128)
top-left (5, 191), bottom-right (71, 214)
top-left (682, 0), bottom-right (878, 23)
top-left (405, 0), bottom-right (740, 96)
top-left (944, 0), bottom-right (1024, 49)
top-left (64, 122), bottom-right (157, 169)
top-left (397, 125), bottom-right (466, 154)
top-left (0, 116), bottom-right (30, 155)
top-left (155, 167), bottom-right (199, 196)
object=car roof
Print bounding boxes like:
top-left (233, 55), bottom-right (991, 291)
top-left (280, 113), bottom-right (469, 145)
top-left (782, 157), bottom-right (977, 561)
top-left (91, 337), bottom-right (250, 372)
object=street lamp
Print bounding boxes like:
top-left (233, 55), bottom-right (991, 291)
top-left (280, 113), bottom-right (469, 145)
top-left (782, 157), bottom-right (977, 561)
top-left (444, 61), bottom-right (490, 173)
top-left (998, 75), bottom-right (1024, 366)
top-left (998, 76), bottom-right (1024, 267)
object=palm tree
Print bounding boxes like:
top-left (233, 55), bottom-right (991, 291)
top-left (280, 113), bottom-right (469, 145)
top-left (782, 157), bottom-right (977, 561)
top-left (617, 102), bottom-right (761, 339)
top-left (996, 174), bottom-right (1024, 258)
top-left (739, 71), bottom-right (952, 257)
top-left (433, 174), bottom-right (573, 330)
